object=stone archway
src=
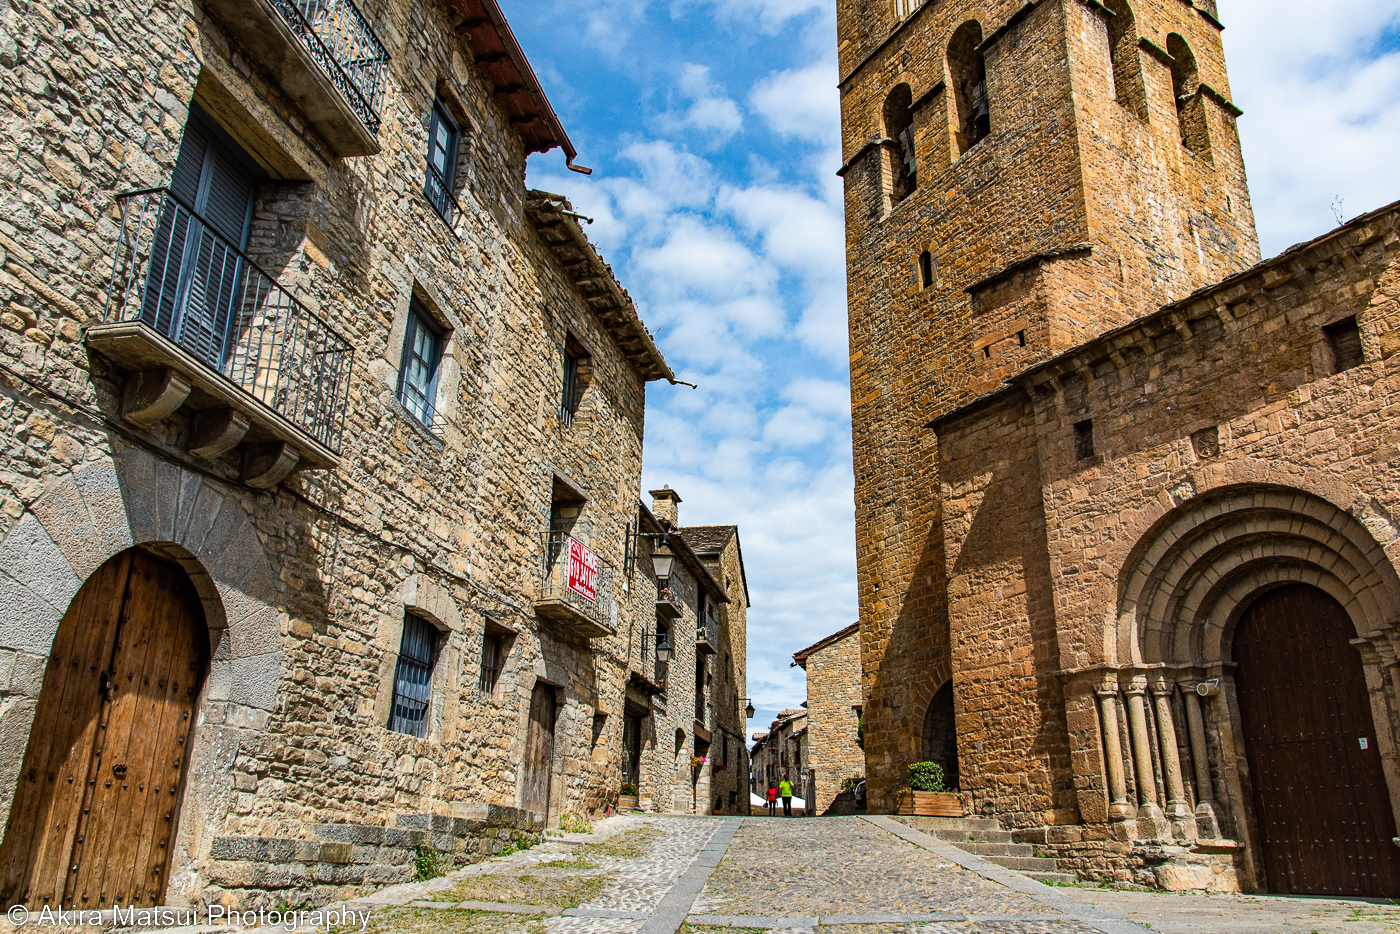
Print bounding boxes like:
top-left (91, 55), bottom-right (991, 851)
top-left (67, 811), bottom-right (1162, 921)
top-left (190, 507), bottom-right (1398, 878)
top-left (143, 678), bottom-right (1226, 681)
top-left (0, 447), bottom-right (283, 905)
top-left (1097, 483), bottom-right (1400, 892)
top-left (920, 681), bottom-right (959, 790)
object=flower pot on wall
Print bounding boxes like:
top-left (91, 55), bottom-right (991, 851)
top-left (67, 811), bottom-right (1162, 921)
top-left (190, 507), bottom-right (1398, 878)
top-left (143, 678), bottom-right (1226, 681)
top-left (618, 794), bottom-right (639, 810)
top-left (895, 791), bottom-right (965, 817)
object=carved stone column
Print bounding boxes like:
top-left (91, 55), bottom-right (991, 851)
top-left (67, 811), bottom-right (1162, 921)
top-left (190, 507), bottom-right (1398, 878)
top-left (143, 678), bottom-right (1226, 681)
top-left (1150, 675), bottom-right (1192, 827)
top-left (1182, 682), bottom-right (1222, 840)
top-left (1124, 675), bottom-right (1163, 821)
top-left (1097, 684), bottom-right (1132, 821)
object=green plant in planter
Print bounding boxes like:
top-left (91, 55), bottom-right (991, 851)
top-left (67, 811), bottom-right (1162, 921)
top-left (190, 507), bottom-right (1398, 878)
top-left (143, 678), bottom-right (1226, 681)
top-left (620, 783), bottom-right (639, 796)
top-left (907, 761), bottom-right (947, 792)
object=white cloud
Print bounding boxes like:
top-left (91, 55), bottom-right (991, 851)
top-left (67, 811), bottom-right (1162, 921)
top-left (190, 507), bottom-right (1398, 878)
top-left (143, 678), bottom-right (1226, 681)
top-left (659, 63), bottom-right (744, 140)
top-left (675, 0), bottom-right (828, 32)
top-left (749, 62), bottom-right (840, 143)
top-left (1226, 0), bottom-right (1400, 255)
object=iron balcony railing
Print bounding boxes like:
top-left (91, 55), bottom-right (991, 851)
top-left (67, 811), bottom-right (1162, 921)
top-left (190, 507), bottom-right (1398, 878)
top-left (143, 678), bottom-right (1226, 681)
top-left (423, 162), bottom-right (465, 232)
top-left (697, 605), bottom-right (719, 655)
top-left (271, 0), bottom-right (389, 132)
top-left (638, 631), bottom-right (668, 693)
top-left (104, 188), bottom-right (354, 453)
top-left (539, 531), bottom-right (616, 634)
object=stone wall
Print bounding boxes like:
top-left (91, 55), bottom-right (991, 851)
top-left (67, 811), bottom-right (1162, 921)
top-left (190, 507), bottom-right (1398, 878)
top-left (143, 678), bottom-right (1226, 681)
top-left (0, 0), bottom-right (674, 909)
top-left (933, 203), bottom-right (1400, 888)
top-left (797, 624), bottom-right (864, 814)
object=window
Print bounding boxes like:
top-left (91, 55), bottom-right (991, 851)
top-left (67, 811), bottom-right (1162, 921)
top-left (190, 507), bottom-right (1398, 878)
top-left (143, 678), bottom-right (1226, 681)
top-left (949, 21), bottom-right (990, 154)
top-left (389, 612), bottom-right (439, 737)
top-left (424, 96), bottom-right (459, 224)
top-left (1326, 317), bottom-right (1364, 373)
top-left (479, 630), bottom-right (506, 695)
top-left (1167, 35), bottom-right (1209, 157)
top-left (892, 0), bottom-right (921, 19)
top-left (919, 250), bottom-right (934, 289)
top-left (560, 347), bottom-right (582, 426)
top-left (1105, 0), bottom-right (1146, 120)
top-left (1074, 419), bottom-right (1095, 461)
top-left (882, 84), bottom-right (917, 207)
top-left (398, 298), bottom-right (443, 427)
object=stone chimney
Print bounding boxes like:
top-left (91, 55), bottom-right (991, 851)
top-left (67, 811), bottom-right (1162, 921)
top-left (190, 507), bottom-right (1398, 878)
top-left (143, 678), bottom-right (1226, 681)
top-left (649, 485), bottom-right (682, 527)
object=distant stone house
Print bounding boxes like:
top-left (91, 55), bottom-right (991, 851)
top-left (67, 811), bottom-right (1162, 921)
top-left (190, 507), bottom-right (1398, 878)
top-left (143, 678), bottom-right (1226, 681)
top-left (793, 622), bottom-right (863, 814)
top-left (620, 487), bottom-right (750, 816)
top-left (750, 709), bottom-right (807, 802)
top-left (0, 0), bottom-right (681, 910)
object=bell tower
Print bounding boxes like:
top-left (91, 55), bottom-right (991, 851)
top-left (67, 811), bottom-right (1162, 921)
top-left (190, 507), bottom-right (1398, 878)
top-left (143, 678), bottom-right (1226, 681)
top-left (839, 0), bottom-right (1259, 810)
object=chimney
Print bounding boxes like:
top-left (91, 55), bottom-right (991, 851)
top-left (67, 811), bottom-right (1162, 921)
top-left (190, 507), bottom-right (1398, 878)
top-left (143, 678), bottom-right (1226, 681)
top-left (649, 485), bottom-right (682, 527)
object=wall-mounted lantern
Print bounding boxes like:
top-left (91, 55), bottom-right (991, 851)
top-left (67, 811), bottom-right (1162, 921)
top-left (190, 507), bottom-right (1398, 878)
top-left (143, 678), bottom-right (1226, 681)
top-left (651, 542), bottom-right (676, 580)
top-left (744, 698), bottom-right (755, 719)
top-left (656, 632), bottom-right (672, 664)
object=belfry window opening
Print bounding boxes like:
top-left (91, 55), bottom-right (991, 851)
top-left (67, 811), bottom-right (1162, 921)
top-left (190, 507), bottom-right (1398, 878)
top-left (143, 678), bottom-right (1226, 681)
top-left (949, 22), bottom-right (990, 155)
top-left (883, 84), bottom-right (917, 207)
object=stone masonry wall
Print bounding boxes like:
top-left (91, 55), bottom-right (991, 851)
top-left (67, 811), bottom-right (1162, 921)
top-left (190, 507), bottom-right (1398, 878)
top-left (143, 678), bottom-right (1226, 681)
top-left (0, 0), bottom-right (669, 909)
top-left (803, 627), bottom-right (864, 815)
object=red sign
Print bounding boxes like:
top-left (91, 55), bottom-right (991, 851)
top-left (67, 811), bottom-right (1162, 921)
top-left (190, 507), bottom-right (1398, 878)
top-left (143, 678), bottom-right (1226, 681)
top-left (566, 537), bottom-right (599, 603)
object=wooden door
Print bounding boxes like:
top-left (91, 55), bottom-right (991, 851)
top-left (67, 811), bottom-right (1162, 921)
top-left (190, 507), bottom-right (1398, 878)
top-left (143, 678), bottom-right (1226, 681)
top-left (521, 683), bottom-right (556, 820)
top-left (0, 550), bottom-right (209, 907)
top-left (1234, 583), bottom-right (1400, 897)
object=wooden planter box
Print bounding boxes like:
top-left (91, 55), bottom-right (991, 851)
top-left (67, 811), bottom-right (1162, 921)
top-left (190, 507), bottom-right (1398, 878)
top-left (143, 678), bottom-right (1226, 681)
top-left (618, 794), bottom-right (639, 810)
top-left (896, 791), bottom-right (965, 817)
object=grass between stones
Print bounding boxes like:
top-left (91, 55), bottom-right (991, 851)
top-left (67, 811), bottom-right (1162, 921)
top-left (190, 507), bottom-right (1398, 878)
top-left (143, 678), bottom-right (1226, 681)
top-left (574, 824), bottom-right (666, 859)
top-left (679, 926), bottom-right (767, 934)
top-left (336, 907), bottom-right (547, 934)
top-left (434, 871), bottom-right (609, 909)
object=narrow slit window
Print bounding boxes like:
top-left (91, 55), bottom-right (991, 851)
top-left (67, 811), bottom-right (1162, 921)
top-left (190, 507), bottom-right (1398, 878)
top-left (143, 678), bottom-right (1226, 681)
top-left (389, 612), bottom-right (439, 737)
top-left (560, 348), bottom-right (581, 426)
top-left (1017, 330), bottom-right (1026, 346)
top-left (919, 251), bottom-right (934, 288)
top-left (1074, 419), bottom-right (1095, 461)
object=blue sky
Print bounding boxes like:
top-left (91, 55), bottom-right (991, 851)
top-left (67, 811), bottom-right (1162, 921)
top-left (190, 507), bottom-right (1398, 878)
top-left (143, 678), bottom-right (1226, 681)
top-left (508, 0), bottom-right (1400, 733)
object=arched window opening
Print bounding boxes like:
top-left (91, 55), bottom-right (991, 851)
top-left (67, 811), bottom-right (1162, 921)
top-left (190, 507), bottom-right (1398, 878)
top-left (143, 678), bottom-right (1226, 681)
top-left (1105, 0), bottom-right (1146, 120)
top-left (918, 250), bottom-right (934, 288)
top-left (949, 21), bottom-right (990, 155)
top-left (1167, 34), bottom-right (1211, 158)
top-left (893, 0), bottom-right (921, 19)
top-left (883, 84), bottom-right (917, 207)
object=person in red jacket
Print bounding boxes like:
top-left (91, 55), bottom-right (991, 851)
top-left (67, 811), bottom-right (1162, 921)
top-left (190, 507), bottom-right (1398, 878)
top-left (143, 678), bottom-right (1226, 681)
top-left (766, 781), bottom-right (778, 816)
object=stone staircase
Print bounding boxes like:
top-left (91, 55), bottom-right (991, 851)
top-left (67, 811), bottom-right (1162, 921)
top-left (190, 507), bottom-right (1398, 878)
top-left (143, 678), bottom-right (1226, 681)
top-left (894, 816), bottom-right (1076, 885)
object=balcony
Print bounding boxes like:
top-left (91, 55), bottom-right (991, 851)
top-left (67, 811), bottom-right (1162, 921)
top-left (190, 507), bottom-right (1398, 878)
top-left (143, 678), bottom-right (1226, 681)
top-left (535, 532), bottom-right (616, 639)
top-left (91, 189), bottom-right (352, 487)
top-left (628, 631), bottom-right (666, 697)
top-left (202, 0), bottom-right (388, 156)
top-left (655, 581), bottom-right (683, 620)
top-left (696, 608), bottom-right (718, 656)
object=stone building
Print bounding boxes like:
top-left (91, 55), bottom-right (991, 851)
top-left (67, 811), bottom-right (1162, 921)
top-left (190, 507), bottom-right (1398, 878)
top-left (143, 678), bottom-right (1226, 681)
top-left (620, 487), bottom-right (750, 816)
top-left (793, 621), bottom-right (863, 814)
top-left (0, 0), bottom-right (690, 910)
top-left (839, 0), bottom-right (1400, 898)
top-left (750, 708), bottom-right (807, 798)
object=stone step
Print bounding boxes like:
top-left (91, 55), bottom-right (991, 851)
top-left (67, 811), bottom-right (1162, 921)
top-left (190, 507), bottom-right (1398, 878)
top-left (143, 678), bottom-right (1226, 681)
top-left (1026, 871), bottom-right (1078, 886)
top-left (981, 855), bottom-right (1063, 873)
top-left (951, 841), bottom-right (1036, 858)
top-left (896, 816), bottom-right (1007, 835)
top-left (923, 828), bottom-right (1015, 845)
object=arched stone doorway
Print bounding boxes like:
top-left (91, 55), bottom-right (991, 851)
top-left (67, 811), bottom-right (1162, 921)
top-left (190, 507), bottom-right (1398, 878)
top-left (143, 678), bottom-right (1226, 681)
top-left (1095, 483), bottom-right (1400, 893)
top-left (920, 681), bottom-right (959, 790)
top-left (0, 548), bottom-right (210, 907)
top-left (1233, 584), bottom-right (1400, 896)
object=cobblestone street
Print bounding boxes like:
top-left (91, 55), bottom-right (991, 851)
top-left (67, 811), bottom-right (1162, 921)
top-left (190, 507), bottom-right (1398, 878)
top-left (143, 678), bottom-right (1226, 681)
top-left (320, 814), bottom-right (1400, 934)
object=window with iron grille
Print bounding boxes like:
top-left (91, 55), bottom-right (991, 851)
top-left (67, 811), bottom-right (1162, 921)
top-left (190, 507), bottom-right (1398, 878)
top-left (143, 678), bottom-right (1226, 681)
top-left (479, 630), bottom-right (505, 696)
top-left (424, 97), bottom-right (459, 225)
top-left (389, 612), bottom-right (438, 737)
top-left (398, 298), bottom-right (443, 427)
top-left (560, 348), bottom-right (581, 426)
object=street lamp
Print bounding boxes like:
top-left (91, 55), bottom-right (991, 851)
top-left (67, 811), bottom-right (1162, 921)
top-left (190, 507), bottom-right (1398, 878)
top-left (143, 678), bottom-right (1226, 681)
top-left (651, 541), bottom-right (676, 580)
top-left (744, 698), bottom-right (755, 719)
top-left (655, 631), bottom-right (672, 664)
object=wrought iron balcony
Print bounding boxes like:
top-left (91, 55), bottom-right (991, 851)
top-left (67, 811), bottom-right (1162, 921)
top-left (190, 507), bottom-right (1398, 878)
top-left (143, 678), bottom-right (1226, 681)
top-left (92, 188), bottom-right (353, 487)
top-left (696, 607), bottom-right (719, 656)
top-left (629, 631), bottom-right (666, 697)
top-left (424, 163), bottom-right (465, 233)
top-left (535, 532), bottom-right (616, 639)
top-left (203, 0), bottom-right (388, 156)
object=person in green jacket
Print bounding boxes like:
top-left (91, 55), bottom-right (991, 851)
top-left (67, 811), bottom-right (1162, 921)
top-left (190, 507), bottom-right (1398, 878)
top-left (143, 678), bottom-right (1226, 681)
top-left (779, 775), bottom-right (795, 817)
